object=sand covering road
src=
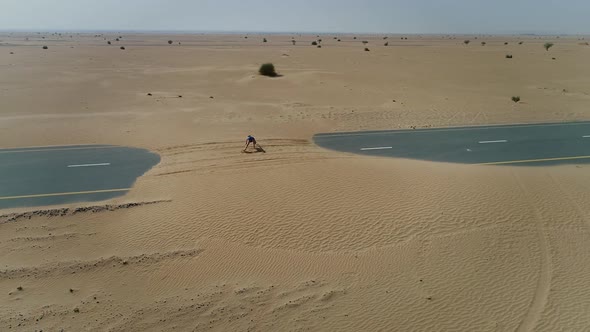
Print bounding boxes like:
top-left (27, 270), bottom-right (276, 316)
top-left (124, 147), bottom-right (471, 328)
top-left (1, 33), bottom-right (590, 331)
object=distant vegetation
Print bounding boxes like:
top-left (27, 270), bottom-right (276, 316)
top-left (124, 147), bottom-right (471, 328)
top-left (259, 63), bottom-right (277, 77)
top-left (512, 96), bottom-right (521, 103)
top-left (481, 41), bottom-right (486, 46)
top-left (505, 54), bottom-right (513, 59)
top-left (292, 40), bottom-right (296, 45)
top-left (317, 45), bottom-right (322, 48)
top-left (544, 42), bottom-right (554, 51)
top-left (362, 41), bottom-right (368, 44)
top-left (263, 38), bottom-right (267, 43)
top-left (464, 40), bottom-right (470, 45)
top-left (311, 41), bottom-right (318, 46)
top-left (168, 40), bottom-right (173, 45)
top-left (42, 45), bottom-right (48, 49)
top-left (384, 42), bottom-right (388, 46)
top-left (504, 42), bottom-right (508, 45)
top-left (364, 47), bottom-right (370, 52)
top-left (518, 41), bottom-right (523, 45)
top-left (120, 46), bottom-right (126, 50)
top-left (107, 41), bottom-right (111, 45)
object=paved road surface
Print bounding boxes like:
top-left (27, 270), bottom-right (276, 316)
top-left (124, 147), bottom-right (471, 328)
top-left (314, 121), bottom-right (590, 166)
top-left (0, 145), bottom-right (160, 209)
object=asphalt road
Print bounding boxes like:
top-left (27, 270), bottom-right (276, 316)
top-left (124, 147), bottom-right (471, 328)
top-left (0, 145), bottom-right (160, 209)
top-left (314, 121), bottom-right (590, 166)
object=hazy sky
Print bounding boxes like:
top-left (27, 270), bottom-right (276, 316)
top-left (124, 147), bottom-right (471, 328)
top-left (2, 0), bottom-right (589, 34)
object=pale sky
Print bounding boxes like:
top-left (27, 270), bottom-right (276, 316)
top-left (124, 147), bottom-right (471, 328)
top-left (2, 0), bottom-right (589, 34)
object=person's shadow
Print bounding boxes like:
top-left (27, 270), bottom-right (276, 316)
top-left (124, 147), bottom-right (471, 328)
top-left (243, 146), bottom-right (266, 154)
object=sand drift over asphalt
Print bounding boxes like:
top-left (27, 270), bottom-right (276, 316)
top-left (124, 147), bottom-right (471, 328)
top-left (2, 32), bottom-right (590, 331)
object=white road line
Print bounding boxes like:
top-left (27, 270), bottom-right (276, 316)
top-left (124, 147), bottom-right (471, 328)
top-left (0, 143), bottom-right (99, 150)
top-left (478, 140), bottom-right (508, 144)
top-left (0, 146), bottom-right (117, 154)
top-left (316, 122), bottom-right (590, 138)
top-left (583, 135), bottom-right (590, 138)
top-left (360, 146), bottom-right (393, 151)
top-left (67, 163), bottom-right (111, 168)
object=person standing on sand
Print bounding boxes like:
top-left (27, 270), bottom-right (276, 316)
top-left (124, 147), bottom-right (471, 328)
top-left (244, 135), bottom-right (257, 151)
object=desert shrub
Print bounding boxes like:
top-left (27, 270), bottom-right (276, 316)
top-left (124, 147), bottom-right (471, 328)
top-left (512, 96), bottom-right (520, 103)
top-left (292, 40), bottom-right (296, 45)
top-left (116, 38), bottom-right (119, 41)
top-left (353, 36), bottom-right (357, 39)
top-left (311, 41), bottom-right (318, 46)
top-left (362, 40), bottom-right (368, 44)
top-left (481, 41), bottom-right (486, 46)
top-left (168, 40), bottom-right (173, 44)
top-left (318, 39), bottom-right (322, 42)
top-left (504, 42), bottom-right (508, 45)
top-left (544, 42), bottom-right (554, 51)
top-left (384, 42), bottom-right (388, 46)
top-left (518, 41), bottom-right (523, 45)
top-left (364, 47), bottom-right (370, 51)
top-left (383, 36), bottom-right (388, 40)
top-left (263, 38), bottom-right (267, 43)
top-left (120, 46), bottom-right (125, 50)
top-left (259, 63), bottom-right (277, 77)
top-left (107, 41), bottom-right (111, 45)
top-left (464, 40), bottom-right (470, 45)
top-left (337, 39), bottom-right (341, 42)
top-left (317, 45), bottom-right (322, 48)
top-left (42, 46), bottom-right (48, 49)
top-left (505, 54), bottom-right (513, 58)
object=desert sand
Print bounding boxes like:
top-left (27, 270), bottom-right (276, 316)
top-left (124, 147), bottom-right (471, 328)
top-left (1, 32), bottom-right (590, 331)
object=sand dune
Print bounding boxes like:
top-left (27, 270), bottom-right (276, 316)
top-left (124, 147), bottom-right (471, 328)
top-left (1, 33), bottom-right (590, 331)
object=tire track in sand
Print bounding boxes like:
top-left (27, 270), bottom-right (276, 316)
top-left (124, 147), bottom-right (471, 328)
top-left (514, 172), bottom-right (552, 332)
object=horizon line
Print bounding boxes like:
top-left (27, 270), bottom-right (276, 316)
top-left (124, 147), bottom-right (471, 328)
top-left (0, 29), bottom-right (587, 36)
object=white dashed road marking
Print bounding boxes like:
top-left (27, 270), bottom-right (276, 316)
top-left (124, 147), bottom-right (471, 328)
top-left (360, 146), bottom-right (393, 151)
top-left (67, 163), bottom-right (111, 168)
top-left (478, 140), bottom-right (508, 144)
